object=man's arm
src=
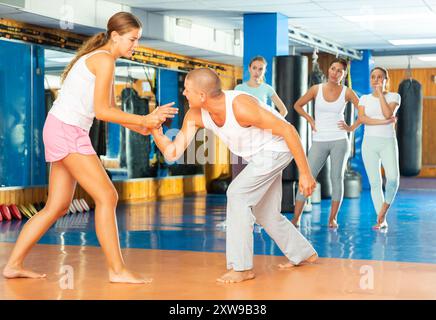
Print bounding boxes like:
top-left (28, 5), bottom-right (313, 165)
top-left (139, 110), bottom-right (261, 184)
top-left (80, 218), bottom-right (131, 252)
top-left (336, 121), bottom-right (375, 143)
top-left (151, 108), bottom-right (203, 162)
top-left (234, 94), bottom-right (316, 197)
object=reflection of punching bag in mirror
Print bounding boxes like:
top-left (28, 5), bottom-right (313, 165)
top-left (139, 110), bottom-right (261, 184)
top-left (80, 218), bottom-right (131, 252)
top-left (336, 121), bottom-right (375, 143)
top-left (167, 72), bottom-right (204, 176)
top-left (89, 118), bottom-right (107, 157)
top-left (89, 115), bottom-right (111, 180)
top-left (121, 87), bottom-right (156, 178)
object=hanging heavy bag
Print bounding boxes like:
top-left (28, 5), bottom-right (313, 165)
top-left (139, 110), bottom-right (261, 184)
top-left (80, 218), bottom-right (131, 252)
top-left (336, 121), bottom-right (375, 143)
top-left (122, 88), bottom-right (154, 178)
top-left (397, 79), bottom-right (423, 176)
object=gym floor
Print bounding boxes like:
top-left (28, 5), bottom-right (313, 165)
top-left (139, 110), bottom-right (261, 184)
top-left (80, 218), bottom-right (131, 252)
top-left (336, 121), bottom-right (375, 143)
top-left (1, 177), bottom-right (435, 300)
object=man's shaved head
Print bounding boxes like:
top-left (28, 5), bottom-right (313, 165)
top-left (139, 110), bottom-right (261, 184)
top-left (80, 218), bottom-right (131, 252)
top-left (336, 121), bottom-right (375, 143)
top-left (186, 68), bottom-right (222, 98)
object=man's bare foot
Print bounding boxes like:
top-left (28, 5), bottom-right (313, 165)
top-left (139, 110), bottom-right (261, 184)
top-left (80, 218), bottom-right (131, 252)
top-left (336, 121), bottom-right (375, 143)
top-left (109, 268), bottom-right (152, 284)
top-left (3, 265), bottom-right (47, 279)
top-left (328, 219), bottom-right (339, 228)
top-left (278, 262), bottom-right (296, 269)
top-left (216, 270), bottom-right (255, 284)
top-left (278, 253), bottom-right (318, 269)
top-left (306, 253), bottom-right (318, 263)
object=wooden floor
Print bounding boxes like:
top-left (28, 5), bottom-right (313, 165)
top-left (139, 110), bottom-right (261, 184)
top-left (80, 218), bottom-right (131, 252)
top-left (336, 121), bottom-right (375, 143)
top-left (1, 243), bottom-right (436, 300)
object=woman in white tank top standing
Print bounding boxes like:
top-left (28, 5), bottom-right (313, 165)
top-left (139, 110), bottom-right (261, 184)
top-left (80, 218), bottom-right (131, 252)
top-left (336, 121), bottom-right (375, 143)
top-left (2, 12), bottom-right (177, 284)
top-left (292, 59), bottom-right (360, 228)
top-left (358, 67), bottom-right (400, 229)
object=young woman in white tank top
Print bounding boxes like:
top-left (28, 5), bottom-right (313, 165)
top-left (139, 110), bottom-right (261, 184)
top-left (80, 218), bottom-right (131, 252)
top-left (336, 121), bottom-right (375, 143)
top-left (293, 59), bottom-right (361, 228)
top-left (358, 67), bottom-right (400, 229)
top-left (2, 12), bottom-right (178, 284)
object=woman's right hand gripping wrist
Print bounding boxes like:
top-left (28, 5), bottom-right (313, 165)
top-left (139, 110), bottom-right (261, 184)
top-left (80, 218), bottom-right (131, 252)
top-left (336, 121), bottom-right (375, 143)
top-left (142, 102), bottom-right (178, 129)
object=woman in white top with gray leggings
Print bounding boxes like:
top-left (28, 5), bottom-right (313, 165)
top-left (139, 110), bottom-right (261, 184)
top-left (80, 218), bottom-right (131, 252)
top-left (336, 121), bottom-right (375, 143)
top-left (358, 67), bottom-right (400, 229)
top-left (293, 59), bottom-right (360, 228)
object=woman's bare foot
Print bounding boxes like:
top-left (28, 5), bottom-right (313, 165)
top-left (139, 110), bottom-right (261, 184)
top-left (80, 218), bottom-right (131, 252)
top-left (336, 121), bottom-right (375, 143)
top-left (216, 269), bottom-right (255, 284)
top-left (109, 268), bottom-right (152, 284)
top-left (291, 218), bottom-right (301, 227)
top-left (374, 210), bottom-right (388, 229)
top-left (3, 265), bottom-right (47, 279)
top-left (328, 219), bottom-right (339, 228)
top-left (373, 219), bottom-right (388, 229)
top-left (278, 253), bottom-right (318, 269)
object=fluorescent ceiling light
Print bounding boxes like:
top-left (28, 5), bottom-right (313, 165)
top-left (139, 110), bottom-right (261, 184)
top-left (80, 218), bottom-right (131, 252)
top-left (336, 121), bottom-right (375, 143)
top-left (50, 57), bottom-right (73, 63)
top-left (389, 38), bottom-right (436, 46)
top-left (344, 13), bottom-right (436, 22)
top-left (418, 56), bottom-right (436, 61)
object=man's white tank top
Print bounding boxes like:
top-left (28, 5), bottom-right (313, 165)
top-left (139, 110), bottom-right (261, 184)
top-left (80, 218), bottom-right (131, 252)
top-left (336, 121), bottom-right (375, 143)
top-left (49, 50), bottom-right (112, 131)
top-left (201, 90), bottom-right (290, 161)
top-left (312, 84), bottom-right (348, 142)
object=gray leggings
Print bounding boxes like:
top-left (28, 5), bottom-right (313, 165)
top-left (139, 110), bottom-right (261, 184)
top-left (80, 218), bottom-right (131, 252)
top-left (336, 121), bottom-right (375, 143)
top-left (296, 139), bottom-right (350, 202)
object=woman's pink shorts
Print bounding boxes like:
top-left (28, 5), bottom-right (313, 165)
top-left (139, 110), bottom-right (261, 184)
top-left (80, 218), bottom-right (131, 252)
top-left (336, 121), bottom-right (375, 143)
top-left (43, 113), bottom-right (96, 162)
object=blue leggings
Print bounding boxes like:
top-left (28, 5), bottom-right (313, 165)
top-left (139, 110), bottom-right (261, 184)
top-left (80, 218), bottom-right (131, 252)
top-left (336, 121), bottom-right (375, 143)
top-left (362, 136), bottom-right (400, 214)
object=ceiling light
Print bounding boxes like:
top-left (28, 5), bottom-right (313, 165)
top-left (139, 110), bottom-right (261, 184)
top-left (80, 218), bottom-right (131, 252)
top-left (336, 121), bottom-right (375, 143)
top-left (344, 13), bottom-right (435, 22)
top-left (50, 57), bottom-right (74, 63)
top-left (234, 29), bottom-right (241, 46)
top-left (176, 18), bottom-right (192, 28)
top-left (388, 39), bottom-right (436, 46)
top-left (418, 56), bottom-right (436, 61)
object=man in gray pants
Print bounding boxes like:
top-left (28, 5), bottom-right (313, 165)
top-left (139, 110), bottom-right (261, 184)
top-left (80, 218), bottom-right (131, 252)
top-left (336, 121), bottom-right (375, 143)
top-left (150, 68), bottom-right (318, 283)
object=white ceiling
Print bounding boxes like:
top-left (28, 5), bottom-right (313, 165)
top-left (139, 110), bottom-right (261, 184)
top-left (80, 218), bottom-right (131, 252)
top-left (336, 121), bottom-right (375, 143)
top-left (106, 0), bottom-right (436, 68)
top-left (106, 0), bottom-right (436, 50)
top-left (3, 0), bottom-right (436, 68)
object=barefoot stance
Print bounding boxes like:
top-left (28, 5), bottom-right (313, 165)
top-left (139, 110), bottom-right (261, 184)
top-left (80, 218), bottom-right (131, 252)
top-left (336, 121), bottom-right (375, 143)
top-left (3, 265), bottom-right (47, 279)
top-left (329, 219), bottom-right (339, 228)
top-left (278, 253), bottom-right (318, 269)
top-left (216, 270), bottom-right (255, 284)
top-left (373, 220), bottom-right (388, 229)
top-left (109, 268), bottom-right (152, 284)
top-left (373, 212), bottom-right (388, 229)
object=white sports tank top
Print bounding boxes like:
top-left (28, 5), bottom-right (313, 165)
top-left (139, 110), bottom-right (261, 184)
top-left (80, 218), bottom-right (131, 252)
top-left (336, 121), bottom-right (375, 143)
top-left (201, 90), bottom-right (289, 161)
top-left (312, 84), bottom-right (348, 142)
top-left (49, 50), bottom-right (112, 131)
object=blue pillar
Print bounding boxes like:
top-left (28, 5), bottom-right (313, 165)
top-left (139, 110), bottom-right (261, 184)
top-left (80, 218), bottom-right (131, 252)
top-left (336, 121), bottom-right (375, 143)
top-left (156, 69), bottom-right (180, 176)
top-left (31, 45), bottom-right (47, 186)
top-left (107, 122), bottom-right (120, 158)
top-left (243, 13), bottom-right (289, 85)
top-left (350, 50), bottom-right (374, 189)
top-left (0, 40), bottom-right (46, 187)
top-left (156, 69), bottom-right (180, 131)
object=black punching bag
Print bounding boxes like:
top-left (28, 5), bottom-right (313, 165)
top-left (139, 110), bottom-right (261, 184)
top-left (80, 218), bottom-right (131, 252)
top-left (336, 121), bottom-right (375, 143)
top-left (122, 88), bottom-right (153, 178)
top-left (119, 92), bottom-right (128, 168)
top-left (89, 119), bottom-right (107, 156)
top-left (273, 55), bottom-right (308, 212)
top-left (397, 79), bottom-right (423, 176)
top-left (119, 122), bottom-right (127, 168)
